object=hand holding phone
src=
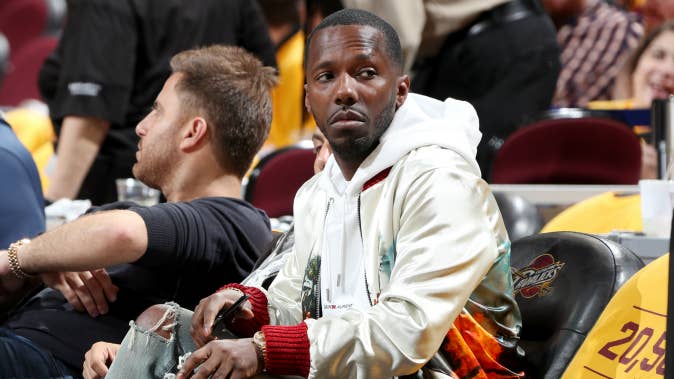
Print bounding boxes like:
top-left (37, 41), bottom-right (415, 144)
top-left (211, 294), bottom-right (249, 339)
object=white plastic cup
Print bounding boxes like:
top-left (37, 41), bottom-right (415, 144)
top-left (639, 179), bottom-right (674, 237)
top-left (115, 178), bottom-right (160, 206)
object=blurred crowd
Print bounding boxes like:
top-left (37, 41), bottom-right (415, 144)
top-left (0, 2), bottom-right (672, 378)
top-left (0, 0), bottom-right (673, 205)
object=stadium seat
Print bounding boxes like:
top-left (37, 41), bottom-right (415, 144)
top-left (0, 0), bottom-right (49, 53)
top-left (492, 117), bottom-right (641, 184)
top-left (510, 232), bottom-right (644, 378)
top-left (561, 254), bottom-right (668, 379)
top-left (494, 192), bottom-right (543, 241)
top-left (541, 192), bottom-right (642, 235)
top-left (244, 146), bottom-right (316, 218)
top-left (0, 36), bottom-right (58, 106)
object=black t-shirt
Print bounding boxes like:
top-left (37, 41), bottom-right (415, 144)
top-left (38, 0), bottom-right (277, 204)
top-left (5, 197), bottom-right (272, 371)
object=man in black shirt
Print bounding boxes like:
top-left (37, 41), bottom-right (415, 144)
top-left (39, 0), bottom-right (277, 205)
top-left (0, 45), bottom-right (277, 378)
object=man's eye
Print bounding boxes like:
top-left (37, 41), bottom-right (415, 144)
top-left (358, 69), bottom-right (376, 78)
top-left (316, 72), bottom-right (333, 82)
top-left (313, 144), bottom-right (322, 154)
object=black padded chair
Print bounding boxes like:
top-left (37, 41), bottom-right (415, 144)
top-left (510, 232), bottom-right (644, 379)
top-left (494, 192), bottom-right (543, 242)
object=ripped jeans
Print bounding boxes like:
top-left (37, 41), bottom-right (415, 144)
top-left (105, 302), bottom-right (289, 379)
top-left (105, 302), bottom-right (197, 379)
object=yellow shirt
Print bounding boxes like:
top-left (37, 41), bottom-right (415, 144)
top-left (265, 30), bottom-right (307, 149)
top-left (4, 108), bottom-right (55, 191)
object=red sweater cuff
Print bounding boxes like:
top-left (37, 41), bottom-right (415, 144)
top-left (262, 323), bottom-right (310, 377)
top-left (218, 284), bottom-right (269, 337)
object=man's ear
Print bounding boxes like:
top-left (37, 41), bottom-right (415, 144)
top-left (180, 117), bottom-right (208, 152)
top-left (304, 83), bottom-right (312, 114)
top-left (395, 75), bottom-right (410, 110)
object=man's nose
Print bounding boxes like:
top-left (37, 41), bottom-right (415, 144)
top-left (334, 74), bottom-right (358, 106)
top-left (135, 117), bottom-right (148, 137)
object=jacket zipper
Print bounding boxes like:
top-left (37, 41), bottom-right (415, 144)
top-left (358, 195), bottom-right (374, 306)
top-left (315, 197), bottom-right (333, 318)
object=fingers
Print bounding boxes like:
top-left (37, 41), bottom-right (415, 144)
top-left (192, 293), bottom-right (226, 346)
top-left (43, 271), bottom-right (118, 317)
top-left (176, 345), bottom-right (210, 379)
top-left (192, 356), bottom-right (226, 379)
top-left (176, 339), bottom-right (258, 379)
top-left (191, 290), bottom-right (249, 346)
top-left (176, 345), bottom-right (230, 379)
top-left (201, 297), bottom-right (224, 338)
top-left (64, 271), bottom-right (114, 317)
top-left (237, 302), bottom-right (254, 320)
top-left (83, 342), bottom-right (120, 379)
top-left (209, 360), bottom-right (235, 379)
top-left (45, 273), bottom-right (86, 312)
top-left (191, 299), bottom-right (211, 348)
top-left (92, 269), bottom-right (119, 303)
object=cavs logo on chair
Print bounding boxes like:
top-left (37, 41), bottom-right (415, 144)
top-left (511, 253), bottom-right (565, 298)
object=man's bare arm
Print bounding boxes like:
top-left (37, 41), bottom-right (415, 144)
top-left (46, 115), bottom-right (110, 201)
top-left (2, 210), bottom-right (147, 276)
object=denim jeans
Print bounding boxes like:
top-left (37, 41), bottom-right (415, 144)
top-left (0, 327), bottom-right (76, 378)
top-left (105, 302), bottom-right (296, 379)
top-left (105, 302), bottom-right (196, 378)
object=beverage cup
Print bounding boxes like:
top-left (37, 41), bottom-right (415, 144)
top-left (639, 179), bottom-right (674, 237)
top-left (115, 178), bottom-right (161, 206)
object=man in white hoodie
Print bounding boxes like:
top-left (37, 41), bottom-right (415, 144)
top-left (93, 9), bottom-right (523, 379)
top-left (174, 9), bottom-right (523, 379)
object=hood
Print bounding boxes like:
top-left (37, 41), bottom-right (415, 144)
top-left (321, 93), bottom-right (482, 196)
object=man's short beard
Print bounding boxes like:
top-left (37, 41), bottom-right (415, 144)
top-left (329, 94), bottom-right (397, 164)
top-left (132, 156), bottom-right (171, 191)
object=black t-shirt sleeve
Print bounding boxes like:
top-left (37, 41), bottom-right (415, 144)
top-left (237, 0), bottom-right (277, 68)
top-left (46, 1), bottom-right (138, 126)
top-left (130, 202), bottom-right (212, 268)
top-left (127, 199), bottom-right (269, 274)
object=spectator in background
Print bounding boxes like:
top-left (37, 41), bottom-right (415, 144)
top-left (257, 0), bottom-right (309, 151)
top-left (4, 106), bottom-right (56, 190)
top-left (614, 21), bottom-right (674, 108)
top-left (344, 0), bottom-right (560, 180)
top-left (606, 21), bottom-right (674, 179)
top-left (544, 0), bottom-right (643, 107)
top-left (39, 0), bottom-right (276, 205)
top-left (641, 0), bottom-right (674, 33)
top-left (0, 114), bottom-right (45, 316)
top-left (0, 114), bottom-right (44, 250)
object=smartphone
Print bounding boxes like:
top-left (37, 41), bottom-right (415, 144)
top-left (211, 294), bottom-right (249, 339)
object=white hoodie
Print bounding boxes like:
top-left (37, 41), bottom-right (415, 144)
top-left (267, 93), bottom-right (516, 378)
